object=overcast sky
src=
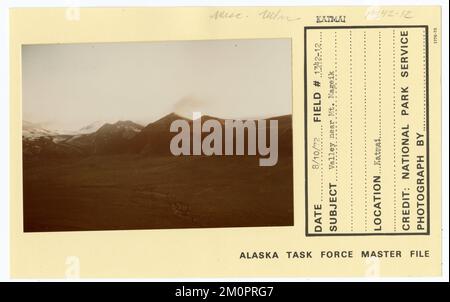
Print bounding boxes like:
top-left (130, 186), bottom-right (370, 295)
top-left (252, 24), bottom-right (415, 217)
top-left (22, 39), bottom-right (292, 131)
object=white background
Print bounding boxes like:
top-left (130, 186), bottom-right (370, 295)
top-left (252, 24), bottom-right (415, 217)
top-left (0, 0), bottom-right (448, 282)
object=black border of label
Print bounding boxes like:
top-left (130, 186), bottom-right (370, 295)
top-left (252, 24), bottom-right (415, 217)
top-left (304, 25), bottom-right (430, 237)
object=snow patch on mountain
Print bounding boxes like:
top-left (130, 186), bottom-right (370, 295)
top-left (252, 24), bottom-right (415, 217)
top-left (22, 121), bottom-right (57, 140)
top-left (78, 121), bottom-right (105, 134)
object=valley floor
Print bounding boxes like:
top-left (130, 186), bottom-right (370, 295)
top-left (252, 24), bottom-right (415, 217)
top-left (23, 154), bottom-right (293, 232)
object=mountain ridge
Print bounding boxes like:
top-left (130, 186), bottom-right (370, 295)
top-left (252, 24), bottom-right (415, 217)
top-left (23, 114), bottom-right (292, 159)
